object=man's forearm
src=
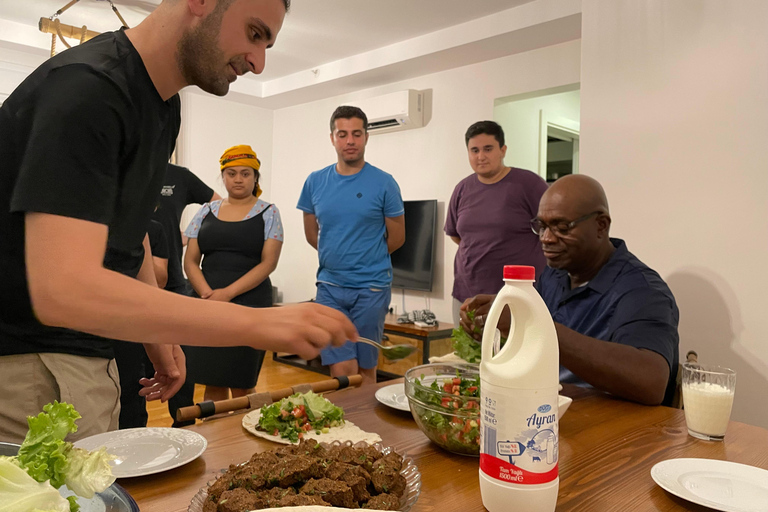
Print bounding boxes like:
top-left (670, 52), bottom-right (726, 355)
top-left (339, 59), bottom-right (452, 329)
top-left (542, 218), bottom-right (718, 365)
top-left (24, 213), bottom-right (357, 361)
top-left (387, 236), bottom-right (403, 254)
top-left (137, 234), bottom-right (158, 287)
top-left (556, 323), bottom-right (670, 405)
top-left (34, 265), bottom-right (258, 347)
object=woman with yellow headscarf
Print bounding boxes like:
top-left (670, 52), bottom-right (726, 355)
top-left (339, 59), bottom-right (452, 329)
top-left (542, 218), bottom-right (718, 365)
top-left (183, 145), bottom-right (284, 401)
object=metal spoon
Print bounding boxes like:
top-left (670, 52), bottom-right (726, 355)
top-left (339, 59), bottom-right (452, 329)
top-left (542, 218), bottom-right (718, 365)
top-left (358, 337), bottom-right (418, 361)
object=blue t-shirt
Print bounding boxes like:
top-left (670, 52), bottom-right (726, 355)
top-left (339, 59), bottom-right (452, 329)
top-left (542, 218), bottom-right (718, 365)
top-left (297, 162), bottom-right (404, 288)
top-left (536, 238), bottom-right (680, 405)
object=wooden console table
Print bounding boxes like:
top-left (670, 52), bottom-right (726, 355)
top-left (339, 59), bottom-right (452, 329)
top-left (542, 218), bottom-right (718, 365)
top-left (273, 313), bottom-right (455, 379)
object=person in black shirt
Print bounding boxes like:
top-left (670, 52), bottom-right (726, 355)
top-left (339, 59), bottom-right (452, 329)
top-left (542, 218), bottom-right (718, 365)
top-left (114, 219), bottom-right (170, 429)
top-left (155, 163), bottom-right (220, 427)
top-left (0, 0), bottom-right (355, 444)
top-left (149, 219), bottom-right (170, 289)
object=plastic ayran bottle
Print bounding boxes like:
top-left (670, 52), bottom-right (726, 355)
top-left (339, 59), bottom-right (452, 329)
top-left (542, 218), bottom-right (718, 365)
top-left (479, 265), bottom-right (560, 512)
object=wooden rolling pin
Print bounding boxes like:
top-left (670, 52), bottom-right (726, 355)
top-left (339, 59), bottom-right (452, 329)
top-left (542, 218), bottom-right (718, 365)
top-left (176, 374), bottom-right (362, 422)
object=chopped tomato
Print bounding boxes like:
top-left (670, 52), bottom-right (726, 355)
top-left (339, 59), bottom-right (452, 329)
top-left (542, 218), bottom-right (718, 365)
top-left (467, 386), bottom-right (477, 393)
top-left (301, 423), bottom-right (313, 432)
top-left (280, 409), bottom-right (289, 419)
top-left (298, 432), bottom-right (304, 439)
top-left (452, 378), bottom-right (462, 385)
top-left (443, 382), bottom-right (452, 393)
top-left (273, 428), bottom-right (279, 436)
top-left (441, 397), bottom-right (452, 407)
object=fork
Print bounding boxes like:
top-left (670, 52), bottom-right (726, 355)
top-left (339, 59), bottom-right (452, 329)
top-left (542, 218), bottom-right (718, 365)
top-left (358, 337), bottom-right (418, 361)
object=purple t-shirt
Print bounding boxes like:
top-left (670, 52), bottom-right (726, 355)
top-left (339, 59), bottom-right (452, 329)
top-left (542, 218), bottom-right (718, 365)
top-left (445, 168), bottom-right (548, 302)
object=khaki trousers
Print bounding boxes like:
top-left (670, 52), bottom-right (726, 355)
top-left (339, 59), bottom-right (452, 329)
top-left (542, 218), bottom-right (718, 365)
top-left (0, 353), bottom-right (120, 444)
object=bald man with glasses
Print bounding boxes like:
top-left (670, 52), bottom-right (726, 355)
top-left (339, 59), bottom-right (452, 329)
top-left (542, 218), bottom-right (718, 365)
top-left (461, 174), bottom-right (679, 406)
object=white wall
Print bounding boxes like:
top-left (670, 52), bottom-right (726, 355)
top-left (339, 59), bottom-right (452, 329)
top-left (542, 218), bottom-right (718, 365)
top-left (494, 89), bottom-right (581, 175)
top-left (581, 0), bottom-right (768, 427)
top-left (177, 91), bottom-right (275, 229)
top-left (269, 40), bottom-right (581, 321)
top-left (0, 45), bottom-right (46, 98)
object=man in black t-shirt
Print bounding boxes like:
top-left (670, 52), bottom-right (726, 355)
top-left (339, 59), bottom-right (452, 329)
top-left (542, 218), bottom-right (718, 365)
top-left (0, 0), bottom-right (355, 444)
top-left (155, 163), bottom-right (220, 296)
top-left (114, 219), bottom-right (170, 429)
top-left (154, 163), bottom-right (220, 427)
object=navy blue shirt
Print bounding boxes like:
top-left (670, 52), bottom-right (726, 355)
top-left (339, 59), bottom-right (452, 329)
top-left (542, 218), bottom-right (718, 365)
top-left (536, 238), bottom-right (680, 405)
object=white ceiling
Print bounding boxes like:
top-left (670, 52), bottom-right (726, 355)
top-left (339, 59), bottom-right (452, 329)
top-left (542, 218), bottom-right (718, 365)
top-left (0, 0), bottom-right (582, 108)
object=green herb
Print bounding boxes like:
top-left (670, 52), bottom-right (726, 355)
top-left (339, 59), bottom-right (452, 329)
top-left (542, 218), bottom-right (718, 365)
top-left (451, 310), bottom-right (481, 363)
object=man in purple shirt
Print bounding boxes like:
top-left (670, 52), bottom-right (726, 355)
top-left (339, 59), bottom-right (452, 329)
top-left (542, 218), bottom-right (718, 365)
top-left (445, 121), bottom-right (548, 325)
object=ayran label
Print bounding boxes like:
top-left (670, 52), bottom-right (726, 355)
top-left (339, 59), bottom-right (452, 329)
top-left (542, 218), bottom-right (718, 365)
top-left (480, 382), bottom-right (559, 485)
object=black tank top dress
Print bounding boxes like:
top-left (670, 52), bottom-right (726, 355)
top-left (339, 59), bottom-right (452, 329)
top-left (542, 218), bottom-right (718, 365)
top-left (185, 207), bottom-right (273, 388)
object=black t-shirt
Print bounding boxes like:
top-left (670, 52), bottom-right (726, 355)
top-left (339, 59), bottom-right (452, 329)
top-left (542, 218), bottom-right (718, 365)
top-left (152, 164), bottom-right (213, 293)
top-left (148, 219), bottom-right (169, 261)
top-left (0, 30), bottom-right (181, 359)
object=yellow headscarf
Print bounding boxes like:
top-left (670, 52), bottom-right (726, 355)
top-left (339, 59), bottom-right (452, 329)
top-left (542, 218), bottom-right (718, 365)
top-left (219, 144), bottom-right (262, 197)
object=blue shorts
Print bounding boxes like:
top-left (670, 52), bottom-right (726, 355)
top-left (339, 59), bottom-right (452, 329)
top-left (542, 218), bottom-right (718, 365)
top-left (316, 282), bottom-right (391, 369)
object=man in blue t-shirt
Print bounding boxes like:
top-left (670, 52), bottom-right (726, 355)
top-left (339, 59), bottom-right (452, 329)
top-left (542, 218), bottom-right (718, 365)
top-left (298, 106), bottom-right (405, 385)
top-left (460, 175), bottom-right (679, 406)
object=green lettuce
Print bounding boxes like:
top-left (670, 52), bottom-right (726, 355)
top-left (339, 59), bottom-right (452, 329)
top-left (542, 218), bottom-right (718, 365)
top-left (63, 447), bottom-right (114, 499)
top-left (258, 391), bottom-right (344, 443)
top-left (452, 310), bottom-right (508, 363)
top-left (2, 401), bottom-right (115, 512)
top-left (17, 402), bottom-right (80, 489)
top-left (452, 310), bottom-right (481, 363)
top-left (0, 457), bottom-right (70, 512)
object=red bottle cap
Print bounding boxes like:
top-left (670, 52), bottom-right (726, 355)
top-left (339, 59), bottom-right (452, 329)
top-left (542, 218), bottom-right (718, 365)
top-left (503, 265), bottom-right (535, 280)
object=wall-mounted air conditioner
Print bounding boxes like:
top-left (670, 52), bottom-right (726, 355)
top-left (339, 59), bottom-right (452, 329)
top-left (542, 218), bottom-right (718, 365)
top-left (349, 89), bottom-right (424, 134)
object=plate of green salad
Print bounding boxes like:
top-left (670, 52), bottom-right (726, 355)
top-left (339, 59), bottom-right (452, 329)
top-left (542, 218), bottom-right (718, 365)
top-left (242, 391), bottom-right (382, 445)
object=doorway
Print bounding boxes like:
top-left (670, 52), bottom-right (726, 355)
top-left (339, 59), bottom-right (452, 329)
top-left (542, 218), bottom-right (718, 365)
top-left (493, 86), bottom-right (580, 181)
top-left (539, 112), bottom-right (580, 183)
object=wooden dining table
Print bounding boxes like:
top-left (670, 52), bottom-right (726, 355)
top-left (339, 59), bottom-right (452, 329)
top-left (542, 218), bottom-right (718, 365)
top-left (122, 379), bottom-right (768, 511)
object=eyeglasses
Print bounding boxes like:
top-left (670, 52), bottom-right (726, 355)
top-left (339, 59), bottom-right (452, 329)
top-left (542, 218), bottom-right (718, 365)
top-left (530, 211), bottom-right (602, 237)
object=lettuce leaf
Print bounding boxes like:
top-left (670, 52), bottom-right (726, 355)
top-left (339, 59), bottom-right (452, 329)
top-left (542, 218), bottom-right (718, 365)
top-left (258, 392), bottom-right (344, 442)
top-left (0, 457), bottom-right (70, 512)
top-left (63, 447), bottom-right (115, 500)
top-left (17, 402), bottom-right (80, 489)
top-left (8, 401), bottom-right (114, 512)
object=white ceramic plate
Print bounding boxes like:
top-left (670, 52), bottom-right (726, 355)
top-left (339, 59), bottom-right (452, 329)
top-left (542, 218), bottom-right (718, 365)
top-left (375, 382), bottom-right (410, 411)
top-left (242, 408), bottom-right (382, 445)
top-left (651, 458), bottom-right (768, 512)
top-left (74, 427), bottom-right (207, 478)
top-left (376, 382), bottom-right (573, 419)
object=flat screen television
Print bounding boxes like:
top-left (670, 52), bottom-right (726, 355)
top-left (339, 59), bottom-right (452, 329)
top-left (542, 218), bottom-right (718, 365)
top-left (391, 199), bottom-right (437, 292)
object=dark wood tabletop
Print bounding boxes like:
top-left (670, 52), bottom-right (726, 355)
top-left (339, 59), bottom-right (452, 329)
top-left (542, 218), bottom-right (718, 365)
top-left (121, 380), bottom-right (768, 512)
